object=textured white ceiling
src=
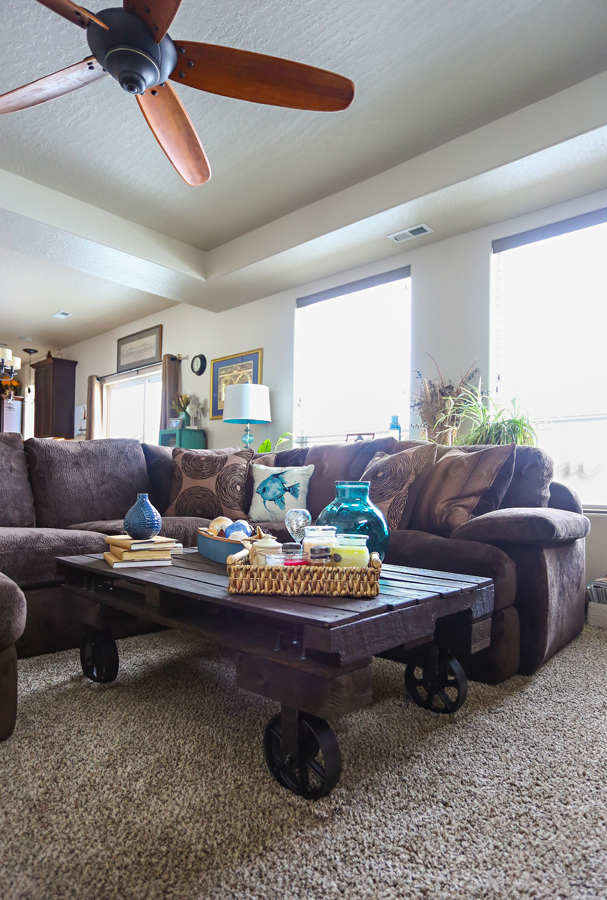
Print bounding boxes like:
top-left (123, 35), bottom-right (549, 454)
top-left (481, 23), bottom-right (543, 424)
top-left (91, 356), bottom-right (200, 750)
top-left (1, 0), bottom-right (607, 347)
top-left (1, 0), bottom-right (607, 249)
top-left (0, 243), bottom-right (176, 352)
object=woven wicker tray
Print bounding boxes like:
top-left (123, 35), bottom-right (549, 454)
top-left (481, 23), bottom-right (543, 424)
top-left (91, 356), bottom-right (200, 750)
top-left (226, 549), bottom-right (382, 598)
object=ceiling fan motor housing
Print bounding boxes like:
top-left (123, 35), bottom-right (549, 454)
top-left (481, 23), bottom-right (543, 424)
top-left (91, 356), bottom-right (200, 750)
top-left (87, 8), bottom-right (177, 95)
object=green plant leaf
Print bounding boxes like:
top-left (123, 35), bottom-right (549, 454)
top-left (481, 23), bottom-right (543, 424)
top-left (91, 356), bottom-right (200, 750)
top-left (257, 439), bottom-right (272, 453)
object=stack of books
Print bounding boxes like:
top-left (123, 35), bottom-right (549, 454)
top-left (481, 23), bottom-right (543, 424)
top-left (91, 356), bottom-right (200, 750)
top-left (103, 535), bottom-right (180, 568)
top-left (587, 577), bottom-right (607, 627)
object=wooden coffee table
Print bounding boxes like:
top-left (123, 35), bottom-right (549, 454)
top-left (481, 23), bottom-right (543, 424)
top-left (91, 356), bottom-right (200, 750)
top-left (57, 549), bottom-right (494, 800)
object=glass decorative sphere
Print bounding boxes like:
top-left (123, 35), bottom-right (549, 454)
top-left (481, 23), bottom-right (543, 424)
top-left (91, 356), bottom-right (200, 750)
top-left (285, 508), bottom-right (312, 544)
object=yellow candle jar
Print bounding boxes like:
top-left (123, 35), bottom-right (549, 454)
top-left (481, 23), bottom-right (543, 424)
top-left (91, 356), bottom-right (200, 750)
top-left (331, 534), bottom-right (370, 568)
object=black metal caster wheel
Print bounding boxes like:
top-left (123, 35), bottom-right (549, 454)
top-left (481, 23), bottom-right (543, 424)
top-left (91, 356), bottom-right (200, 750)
top-left (405, 647), bottom-right (467, 714)
top-left (264, 708), bottom-right (342, 800)
top-left (80, 627), bottom-right (119, 683)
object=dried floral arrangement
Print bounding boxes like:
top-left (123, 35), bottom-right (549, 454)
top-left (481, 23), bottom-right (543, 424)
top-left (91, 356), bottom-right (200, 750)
top-left (411, 357), bottom-right (478, 445)
top-left (171, 393), bottom-right (191, 415)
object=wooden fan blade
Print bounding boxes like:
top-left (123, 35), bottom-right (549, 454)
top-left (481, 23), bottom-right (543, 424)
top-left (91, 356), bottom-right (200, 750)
top-left (34, 0), bottom-right (109, 30)
top-left (169, 42), bottom-right (355, 111)
top-left (136, 82), bottom-right (210, 186)
top-left (0, 57), bottom-right (106, 115)
top-left (124, 0), bottom-right (183, 43)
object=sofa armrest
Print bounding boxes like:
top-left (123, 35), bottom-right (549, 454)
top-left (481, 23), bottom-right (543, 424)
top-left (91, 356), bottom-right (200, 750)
top-left (450, 507), bottom-right (590, 546)
top-left (548, 481), bottom-right (583, 514)
top-left (0, 572), bottom-right (27, 651)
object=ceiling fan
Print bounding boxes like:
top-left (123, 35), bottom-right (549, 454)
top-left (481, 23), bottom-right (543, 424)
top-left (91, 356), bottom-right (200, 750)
top-left (0, 0), bottom-right (355, 185)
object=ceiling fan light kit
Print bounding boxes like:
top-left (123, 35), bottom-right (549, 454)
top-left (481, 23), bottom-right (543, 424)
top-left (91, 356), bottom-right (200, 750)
top-left (0, 0), bottom-right (355, 186)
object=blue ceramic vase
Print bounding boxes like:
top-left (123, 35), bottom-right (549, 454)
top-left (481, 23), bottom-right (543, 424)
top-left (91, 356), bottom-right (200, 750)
top-left (316, 481), bottom-right (389, 561)
top-left (123, 493), bottom-right (162, 540)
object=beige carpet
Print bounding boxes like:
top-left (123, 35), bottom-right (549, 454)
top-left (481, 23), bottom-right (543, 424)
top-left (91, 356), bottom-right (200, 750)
top-left (1, 626), bottom-right (607, 900)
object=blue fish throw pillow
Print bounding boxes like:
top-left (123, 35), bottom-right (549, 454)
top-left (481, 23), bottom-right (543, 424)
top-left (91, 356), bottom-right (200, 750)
top-left (248, 464), bottom-right (315, 523)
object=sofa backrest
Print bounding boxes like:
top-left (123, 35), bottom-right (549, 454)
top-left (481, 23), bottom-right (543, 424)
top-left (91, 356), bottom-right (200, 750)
top-left (434, 443), bottom-right (553, 508)
top-left (0, 433), bottom-right (36, 527)
top-left (25, 437), bottom-right (151, 528)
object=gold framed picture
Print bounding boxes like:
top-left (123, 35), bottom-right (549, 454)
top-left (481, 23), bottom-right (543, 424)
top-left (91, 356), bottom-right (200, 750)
top-left (210, 349), bottom-right (263, 419)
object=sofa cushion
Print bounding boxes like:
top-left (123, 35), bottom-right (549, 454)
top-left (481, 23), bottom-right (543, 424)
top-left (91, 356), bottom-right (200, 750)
top-left (305, 437), bottom-right (399, 519)
top-left (385, 528), bottom-right (516, 613)
top-left (0, 434), bottom-right (36, 528)
top-left (142, 443), bottom-right (174, 515)
top-left (0, 527), bottom-right (106, 589)
top-left (249, 464), bottom-right (315, 522)
top-left (436, 443), bottom-right (553, 508)
top-left (244, 454), bottom-right (276, 514)
top-left (67, 517), bottom-right (210, 547)
top-left (360, 443), bottom-right (437, 531)
top-left (24, 438), bottom-right (151, 528)
top-left (164, 448), bottom-right (254, 521)
top-left (410, 444), bottom-right (516, 536)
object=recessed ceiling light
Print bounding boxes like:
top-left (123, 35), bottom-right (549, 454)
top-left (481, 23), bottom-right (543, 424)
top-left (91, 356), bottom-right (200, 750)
top-left (19, 336), bottom-right (32, 340)
top-left (53, 311), bottom-right (72, 319)
top-left (387, 223), bottom-right (434, 243)
top-left (0, 342), bottom-right (7, 348)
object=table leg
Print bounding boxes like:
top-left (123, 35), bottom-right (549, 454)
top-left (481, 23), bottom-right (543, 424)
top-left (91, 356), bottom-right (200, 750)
top-left (80, 626), bottom-right (119, 683)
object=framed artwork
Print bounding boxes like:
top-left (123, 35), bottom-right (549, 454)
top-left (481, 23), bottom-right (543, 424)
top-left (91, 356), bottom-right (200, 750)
top-left (168, 417), bottom-right (181, 429)
top-left (117, 325), bottom-right (163, 374)
top-left (210, 348), bottom-right (263, 419)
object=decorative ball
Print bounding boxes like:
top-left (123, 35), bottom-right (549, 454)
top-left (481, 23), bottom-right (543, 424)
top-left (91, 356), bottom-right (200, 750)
top-left (224, 531), bottom-right (249, 542)
top-left (225, 520), bottom-right (253, 539)
top-left (285, 508), bottom-right (312, 544)
top-left (208, 516), bottom-right (233, 535)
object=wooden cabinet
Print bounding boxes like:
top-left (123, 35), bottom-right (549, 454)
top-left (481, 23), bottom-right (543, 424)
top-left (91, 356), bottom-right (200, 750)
top-left (32, 353), bottom-right (78, 438)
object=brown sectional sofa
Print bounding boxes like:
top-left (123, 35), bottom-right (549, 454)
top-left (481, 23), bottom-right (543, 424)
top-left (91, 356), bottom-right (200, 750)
top-left (0, 433), bottom-right (590, 741)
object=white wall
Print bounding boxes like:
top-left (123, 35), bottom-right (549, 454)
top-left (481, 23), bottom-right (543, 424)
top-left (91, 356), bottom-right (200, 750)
top-left (61, 185), bottom-right (607, 577)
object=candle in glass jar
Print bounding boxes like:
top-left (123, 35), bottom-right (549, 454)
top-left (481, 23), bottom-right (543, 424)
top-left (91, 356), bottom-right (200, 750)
top-left (302, 526), bottom-right (337, 561)
top-left (331, 534), bottom-right (370, 568)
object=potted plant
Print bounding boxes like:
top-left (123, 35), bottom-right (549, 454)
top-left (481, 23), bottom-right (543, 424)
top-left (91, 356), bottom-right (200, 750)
top-left (445, 382), bottom-right (537, 446)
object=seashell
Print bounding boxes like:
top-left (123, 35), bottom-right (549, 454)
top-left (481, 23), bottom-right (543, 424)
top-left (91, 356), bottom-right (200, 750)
top-left (208, 516), bottom-right (233, 535)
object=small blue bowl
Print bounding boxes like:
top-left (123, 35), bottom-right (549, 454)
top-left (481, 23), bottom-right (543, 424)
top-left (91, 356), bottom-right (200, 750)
top-left (197, 532), bottom-right (245, 564)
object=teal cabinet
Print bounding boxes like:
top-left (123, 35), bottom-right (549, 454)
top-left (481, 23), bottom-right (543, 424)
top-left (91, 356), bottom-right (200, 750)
top-left (159, 429), bottom-right (206, 449)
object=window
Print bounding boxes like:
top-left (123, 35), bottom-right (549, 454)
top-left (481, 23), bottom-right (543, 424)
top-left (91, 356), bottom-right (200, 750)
top-left (293, 268), bottom-right (411, 445)
top-left (105, 367), bottom-right (162, 444)
top-left (491, 207), bottom-right (607, 508)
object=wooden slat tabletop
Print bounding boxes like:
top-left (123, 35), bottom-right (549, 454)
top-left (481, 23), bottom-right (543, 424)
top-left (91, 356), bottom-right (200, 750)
top-left (56, 550), bottom-right (485, 631)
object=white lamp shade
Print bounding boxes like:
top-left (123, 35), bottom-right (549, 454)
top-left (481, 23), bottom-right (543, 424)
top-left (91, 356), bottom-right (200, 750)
top-left (222, 383), bottom-right (271, 424)
top-left (1, 348), bottom-right (12, 361)
top-left (12, 356), bottom-right (21, 371)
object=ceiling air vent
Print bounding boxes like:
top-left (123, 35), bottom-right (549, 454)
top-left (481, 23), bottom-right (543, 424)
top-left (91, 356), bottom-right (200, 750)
top-left (53, 310), bottom-right (72, 319)
top-left (388, 223), bottom-right (434, 243)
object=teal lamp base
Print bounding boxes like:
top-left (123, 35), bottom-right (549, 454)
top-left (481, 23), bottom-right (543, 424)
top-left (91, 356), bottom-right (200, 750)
top-left (241, 423), bottom-right (254, 447)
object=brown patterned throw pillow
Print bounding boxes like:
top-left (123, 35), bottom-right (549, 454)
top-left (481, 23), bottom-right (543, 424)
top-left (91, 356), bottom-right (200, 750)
top-left (164, 447), bottom-right (254, 520)
top-left (360, 443), bottom-right (437, 531)
top-left (410, 443), bottom-right (516, 536)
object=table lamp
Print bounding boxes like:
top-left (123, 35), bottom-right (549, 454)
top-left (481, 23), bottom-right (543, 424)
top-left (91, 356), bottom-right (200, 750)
top-left (222, 383), bottom-right (271, 447)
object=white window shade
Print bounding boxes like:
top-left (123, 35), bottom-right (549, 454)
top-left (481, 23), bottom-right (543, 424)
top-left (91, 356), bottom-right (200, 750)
top-left (492, 212), bottom-right (607, 507)
top-left (105, 366), bottom-right (162, 444)
top-left (294, 270), bottom-right (411, 445)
